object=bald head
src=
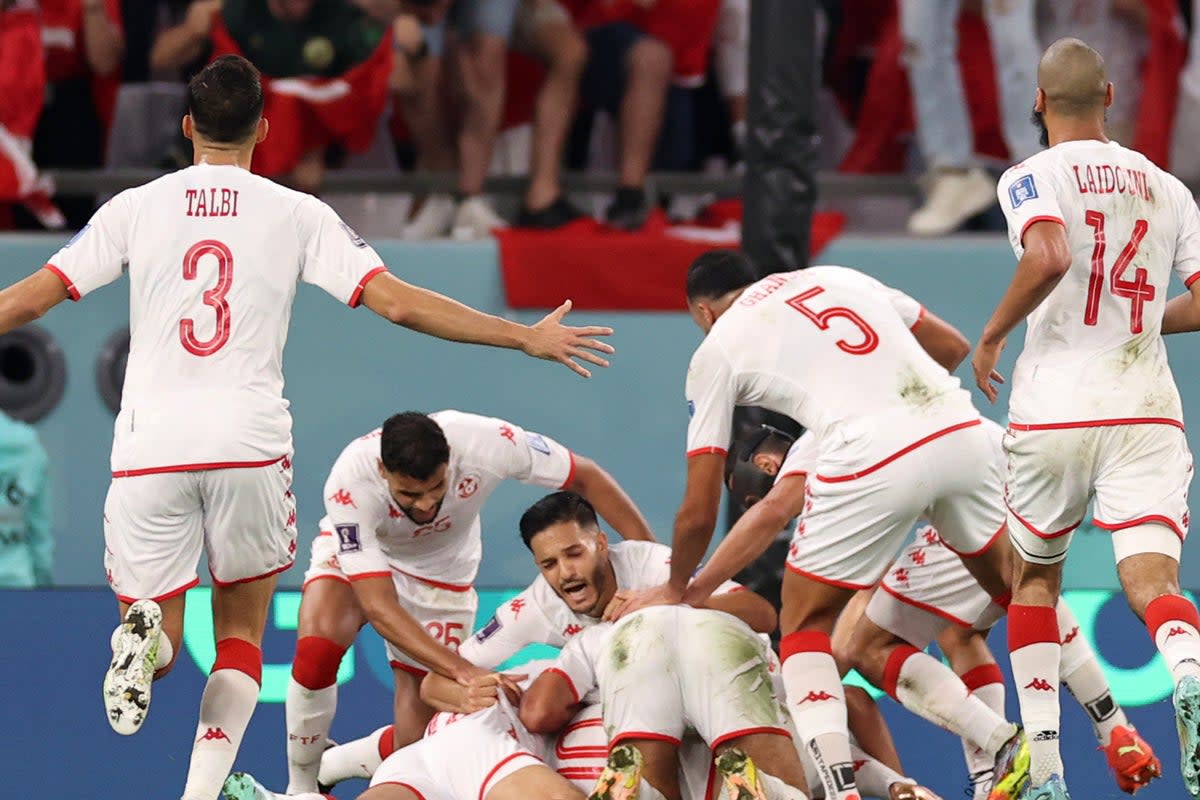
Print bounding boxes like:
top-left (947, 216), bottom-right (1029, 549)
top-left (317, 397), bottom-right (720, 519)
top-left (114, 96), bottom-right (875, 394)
top-left (1037, 38), bottom-right (1109, 117)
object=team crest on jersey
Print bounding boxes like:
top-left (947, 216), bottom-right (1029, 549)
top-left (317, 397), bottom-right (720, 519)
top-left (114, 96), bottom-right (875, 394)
top-left (335, 523), bottom-right (361, 553)
top-left (1008, 174), bottom-right (1038, 208)
top-left (339, 220), bottom-right (368, 248)
top-left (475, 615), bottom-right (502, 642)
top-left (64, 224), bottom-right (90, 248)
top-left (526, 433), bottom-right (551, 455)
top-left (456, 475), bottom-right (479, 499)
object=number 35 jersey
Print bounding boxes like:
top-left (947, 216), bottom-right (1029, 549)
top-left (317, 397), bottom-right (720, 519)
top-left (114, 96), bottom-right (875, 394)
top-left (43, 164), bottom-right (384, 474)
top-left (998, 140), bottom-right (1200, 427)
top-left (685, 266), bottom-right (978, 477)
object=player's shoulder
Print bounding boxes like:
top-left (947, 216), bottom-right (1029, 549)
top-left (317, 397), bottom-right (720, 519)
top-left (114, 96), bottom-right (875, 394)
top-left (331, 428), bottom-right (382, 472)
top-left (433, 409), bottom-right (519, 454)
top-left (610, 539), bottom-right (669, 567)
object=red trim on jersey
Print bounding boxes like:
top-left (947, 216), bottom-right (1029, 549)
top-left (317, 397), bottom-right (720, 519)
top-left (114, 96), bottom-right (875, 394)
top-left (392, 566), bottom-right (474, 592)
top-left (1187, 272), bottom-right (1200, 289)
top-left (114, 576), bottom-right (200, 605)
top-left (374, 782), bottom-right (427, 800)
top-left (1092, 515), bottom-right (1186, 541)
top-left (785, 560), bottom-right (875, 590)
top-left (301, 573), bottom-right (351, 590)
top-left (686, 446), bottom-right (728, 458)
top-left (611, 731), bottom-right (681, 747)
top-left (479, 752), bottom-right (539, 800)
top-left (112, 454), bottom-right (286, 478)
top-left (1005, 501), bottom-right (1083, 540)
top-left (556, 718), bottom-right (607, 761)
top-left (43, 263), bottom-right (80, 301)
top-left (560, 451), bottom-right (578, 489)
top-left (777, 470), bottom-right (808, 481)
top-left (939, 521), bottom-right (1006, 558)
top-left (349, 266), bottom-right (388, 308)
top-left (1008, 417), bottom-right (1184, 431)
top-left (910, 306), bottom-right (927, 332)
top-left (1019, 215), bottom-right (1066, 244)
top-left (558, 767), bottom-right (604, 780)
top-left (389, 660), bottom-right (429, 678)
top-left (546, 667), bottom-right (580, 703)
top-left (210, 560), bottom-right (294, 586)
top-left (348, 571), bottom-right (393, 582)
top-left (709, 726), bottom-right (791, 751)
top-left (878, 581), bottom-right (976, 630)
top-left (815, 419), bottom-right (982, 483)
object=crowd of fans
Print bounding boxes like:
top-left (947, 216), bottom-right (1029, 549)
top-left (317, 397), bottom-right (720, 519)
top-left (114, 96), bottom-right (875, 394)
top-left (0, 0), bottom-right (1196, 238)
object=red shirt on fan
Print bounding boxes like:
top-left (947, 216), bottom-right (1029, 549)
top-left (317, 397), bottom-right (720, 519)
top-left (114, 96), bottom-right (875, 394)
top-left (0, 3), bottom-right (45, 139)
top-left (38, 0), bottom-right (123, 128)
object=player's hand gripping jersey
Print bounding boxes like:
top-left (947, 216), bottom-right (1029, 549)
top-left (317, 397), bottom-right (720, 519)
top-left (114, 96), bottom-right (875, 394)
top-left (44, 164), bottom-right (385, 475)
top-left (685, 266), bottom-right (979, 479)
top-left (309, 410), bottom-right (575, 589)
top-left (998, 140), bottom-right (1200, 427)
top-left (457, 540), bottom-right (743, 668)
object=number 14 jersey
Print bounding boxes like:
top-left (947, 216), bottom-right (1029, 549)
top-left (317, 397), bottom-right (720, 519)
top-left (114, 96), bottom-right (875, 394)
top-left (44, 164), bottom-right (384, 474)
top-left (998, 139), bottom-right (1200, 428)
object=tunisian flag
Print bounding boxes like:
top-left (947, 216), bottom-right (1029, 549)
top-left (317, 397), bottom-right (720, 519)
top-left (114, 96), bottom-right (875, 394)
top-left (208, 16), bottom-right (393, 177)
top-left (0, 5), bottom-right (46, 201)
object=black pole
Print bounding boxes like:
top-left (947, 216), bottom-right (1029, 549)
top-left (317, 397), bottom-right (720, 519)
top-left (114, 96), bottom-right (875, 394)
top-left (741, 0), bottom-right (820, 276)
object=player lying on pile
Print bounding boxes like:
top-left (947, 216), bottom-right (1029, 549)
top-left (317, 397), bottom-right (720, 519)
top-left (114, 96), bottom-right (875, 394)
top-left (280, 411), bottom-right (656, 795)
top-left (727, 421), bottom-right (1160, 798)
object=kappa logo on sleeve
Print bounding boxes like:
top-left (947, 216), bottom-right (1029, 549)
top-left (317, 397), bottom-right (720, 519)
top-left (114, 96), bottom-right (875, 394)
top-left (335, 523), bottom-right (361, 553)
top-left (475, 615), bottom-right (502, 642)
top-left (1008, 174), bottom-right (1039, 208)
top-left (526, 433), bottom-right (552, 455)
top-left (339, 220), bottom-right (368, 248)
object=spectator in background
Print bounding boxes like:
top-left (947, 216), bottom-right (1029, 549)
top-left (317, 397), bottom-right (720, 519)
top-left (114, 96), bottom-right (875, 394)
top-left (401, 0), bottom-right (587, 239)
top-left (566, 0), bottom-right (674, 230)
top-left (0, 408), bottom-right (51, 588)
top-left (713, 0), bottom-right (748, 161)
top-left (24, 0), bottom-right (124, 229)
top-left (0, 0), bottom-right (65, 230)
top-left (152, 0), bottom-right (398, 192)
top-left (901, 0), bottom-right (1041, 236)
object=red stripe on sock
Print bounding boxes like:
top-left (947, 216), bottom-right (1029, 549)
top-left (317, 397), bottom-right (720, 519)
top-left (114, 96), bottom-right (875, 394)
top-left (1145, 594), bottom-right (1200, 638)
top-left (882, 644), bottom-right (920, 701)
top-left (961, 663), bottom-right (1005, 692)
top-left (1007, 604), bottom-right (1060, 652)
top-left (213, 638), bottom-right (263, 685)
top-left (780, 630), bottom-right (833, 662)
top-left (377, 725), bottom-right (397, 760)
top-left (992, 591), bottom-right (1012, 609)
top-left (292, 636), bottom-right (347, 690)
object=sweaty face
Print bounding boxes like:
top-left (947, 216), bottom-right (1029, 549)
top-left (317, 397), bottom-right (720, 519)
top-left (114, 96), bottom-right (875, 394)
top-left (381, 462), bottom-right (449, 525)
top-left (529, 522), bottom-right (612, 616)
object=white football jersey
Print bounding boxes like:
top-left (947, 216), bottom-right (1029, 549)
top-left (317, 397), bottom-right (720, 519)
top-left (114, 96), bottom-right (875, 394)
top-left (44, 164), bottom-right (384, 474)
top-left (457, 540), bottom-right (741, 669)
top-left (321, 410), bottom-right (574, 587)
top-left (997, 140), bottom-right (1200, 426)
top-left (686, 266), bottom-right (978, 477)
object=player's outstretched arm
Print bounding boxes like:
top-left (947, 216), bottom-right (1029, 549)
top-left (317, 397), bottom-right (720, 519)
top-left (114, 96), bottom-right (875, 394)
top-left (911, 311), bottom-right (971, 372)
top-left (360, 272), bottom-right (614, 378)
top-left (0, 270), bottom-right (71, 337)
top-left (565, 455), bottom-right (655, 541)
top-left (972, 220), bottom-right (1071, 402)
top-left (351, 575), bottom-right (489, 683)
top-left (684, 473), bottom-right (807, 607)
top-left (519, 671), bottom-right (581, 734)
top-left (419, 670), bottom-right (525, 714)
top-left (1163, 281), bottom-right (1200, 334)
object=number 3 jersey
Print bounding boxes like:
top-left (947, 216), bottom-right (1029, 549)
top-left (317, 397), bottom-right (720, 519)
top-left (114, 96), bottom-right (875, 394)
top-left (998, 140), bottom-right (1200, 427)
top-left (43, 164), bottom-right (385, 475)
top-left (322, 410), bottom-right (575, 587)
top-left (685, 266), bottom-right (978, 477)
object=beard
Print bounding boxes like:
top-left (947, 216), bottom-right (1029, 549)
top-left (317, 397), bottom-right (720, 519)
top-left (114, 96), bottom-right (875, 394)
top-left (1031, 107), bottom-right (1049, 148)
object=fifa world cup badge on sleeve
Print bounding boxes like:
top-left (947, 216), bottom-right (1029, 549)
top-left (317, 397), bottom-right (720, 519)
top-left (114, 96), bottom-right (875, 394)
top-left (339, 221), bottom-right (368, 248)
top-left (335, 523), bottom-right (361, 553)
top-left (526, 433), bottom-right (552, 456)
top-left (1008, 175), bottom-right (1038, 208)
top-left (475, 616), bottom-right (502, 642)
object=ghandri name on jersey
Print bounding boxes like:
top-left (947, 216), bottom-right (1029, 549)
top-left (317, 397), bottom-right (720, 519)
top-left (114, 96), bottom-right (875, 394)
top-left (185, 188), bottom-right (240, 217)
top-left (1071, 165), bottom-right (1153, 201)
